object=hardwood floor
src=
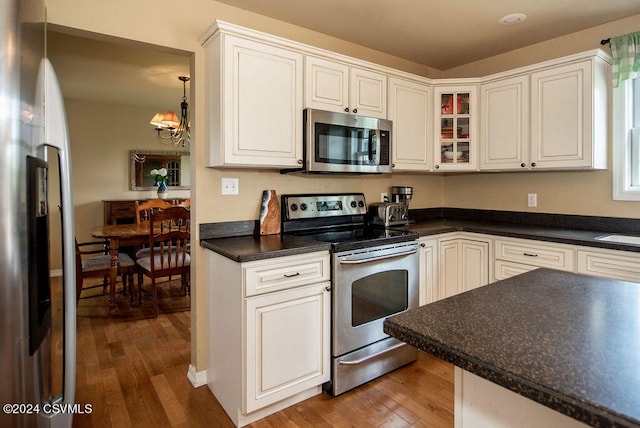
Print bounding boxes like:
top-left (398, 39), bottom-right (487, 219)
top-left (56, 277), bottom-right (454, 427)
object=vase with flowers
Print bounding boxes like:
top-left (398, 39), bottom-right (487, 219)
top-left (150, 168), bottom-right (170, 199)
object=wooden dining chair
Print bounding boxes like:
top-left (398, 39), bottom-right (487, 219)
top-left (75, 239), bottom-right (137, 304)
top-left (135, 206), bottom-right (191, 317)
top-left (171, 198), bottom-right (190, 208)
top-left (135, 199), bottom-right (173, 224)
top-left (133, 199), bottom-right (174, 260)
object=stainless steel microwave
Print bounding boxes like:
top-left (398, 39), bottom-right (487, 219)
top-left (301, 108), bottom-right (392, 174)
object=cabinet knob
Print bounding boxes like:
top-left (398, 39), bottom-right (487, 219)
top-left (344, 107), bottom-right (349, 112)
top-left (297, 159), bottom-right (303, 165)
top-left (531, 162), bottom-right (536, 168)
top-left (420, 243), bottom-right (426, 248)
top-left (521, 163), bottom-right (526, 168)
top-left (435, 164), bottom-right (440, 169)
top-left (325, 285), bottom-right (332, 292)
top-left (352, 108), bottom-right (358, 114)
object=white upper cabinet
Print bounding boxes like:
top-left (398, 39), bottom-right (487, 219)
top-left (480, 53), bottom-right (609, 171)
top-left (305, 56), bottom-right (387, 119)
top-left (530, 58), bottom-right (608, 169)
top-left (203, 32), bottom-right (304, 168)
top-left (201, 22), bottom-right (610, 173)
top-left (389, 77), bottom-right (432, 171)
top-left (433, 85), bottom-right (478, 171)
top-left (480, 75), bottom-right (530, 170)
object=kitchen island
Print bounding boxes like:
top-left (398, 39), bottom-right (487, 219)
top-left (384, 268), bottom-right (640, 427)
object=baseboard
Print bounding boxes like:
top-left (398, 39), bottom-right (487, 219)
top-left (187, 364), bottom-right (207, 388)
top-left (50, 269), bottom-right (63, 278)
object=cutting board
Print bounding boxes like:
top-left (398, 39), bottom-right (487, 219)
top-left (259, 190), bottom-right (281, 235)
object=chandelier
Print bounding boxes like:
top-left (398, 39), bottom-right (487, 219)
top-left (150, 75), bottom-right (190, 147)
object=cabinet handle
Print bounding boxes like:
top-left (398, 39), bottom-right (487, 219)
top-left (523, 253), bottom-right (538, 257)
top-left (344, 107), bottom-right (349, 112)
top-left (520, 163), bottom-right (526, 168)
top-left (531, 162), bottom-right (536, 167)
top-left (283, 272), bottom-right (300, 278)
top-left (352, 108), bottom-right (358, 114)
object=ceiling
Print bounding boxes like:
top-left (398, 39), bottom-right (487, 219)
top-left (47, 0), bottom-right (640, 109)
top-left (215, 0), bottom-right (640, 70)
top-left (47, 30), bottom-right (191, 110)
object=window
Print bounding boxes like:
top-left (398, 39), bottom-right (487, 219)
top-left (613, 77), bottom-right (640, 200)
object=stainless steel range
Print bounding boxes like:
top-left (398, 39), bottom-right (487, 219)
top-left (281, 193), bottom-right (419, 396)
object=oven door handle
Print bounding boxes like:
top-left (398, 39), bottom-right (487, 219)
top-left (338, 341), bottom-right (407, 365)
top-left (338, 247), bottom-right (417, 264)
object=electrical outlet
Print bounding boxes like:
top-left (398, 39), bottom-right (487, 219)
top-left (527, 193), bottom-right (537, 207)
top-left (221, 177), bottom-right (239, 195)
top-left (381, 192), bottom-right (389, 202)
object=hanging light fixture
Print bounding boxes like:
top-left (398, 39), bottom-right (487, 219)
top-left (150, 75), bottom-right (190, 147)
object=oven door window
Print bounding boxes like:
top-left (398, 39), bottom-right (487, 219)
top-left (315, 123), bottom-right (377, 166)
top-left (351, 269), bottom-right (408, 327)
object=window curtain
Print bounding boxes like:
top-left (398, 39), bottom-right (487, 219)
top-left (610, 31), bottom-right (640, 88)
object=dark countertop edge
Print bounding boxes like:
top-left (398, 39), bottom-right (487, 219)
top-left (383, 318), bottom-right (639, 428)
top-left (199, 237), bottom-right (331, 263)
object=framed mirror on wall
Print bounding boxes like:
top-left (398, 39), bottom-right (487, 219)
top-left (130, 150), bottom-right (190, 191)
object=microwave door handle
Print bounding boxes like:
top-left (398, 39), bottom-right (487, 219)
top-left (368, 130), bottom-right (378, 164)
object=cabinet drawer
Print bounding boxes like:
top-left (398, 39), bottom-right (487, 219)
top-left (494, 260), bottom-right (538, 281)
top-left (494, 238), bottom-right (574, 271)
top-left (577, 249), bottom-right (640, 283)
top-left (244, 251), bottom-right (330, 296)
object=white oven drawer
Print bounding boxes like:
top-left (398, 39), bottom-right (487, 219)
top-left (494, 238), bottom-right (575, 272)
top-left (244, 251), bottom-right (330, 297)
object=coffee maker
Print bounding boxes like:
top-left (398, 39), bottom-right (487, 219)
top-left (391, 186), bottom-right (413, 205)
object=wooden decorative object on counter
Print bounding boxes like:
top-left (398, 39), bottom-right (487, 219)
top-left (259, 190), bottom-right (281, 235)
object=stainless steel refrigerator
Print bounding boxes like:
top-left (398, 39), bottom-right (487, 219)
top-left (1, 0), bottom-right (76, 426)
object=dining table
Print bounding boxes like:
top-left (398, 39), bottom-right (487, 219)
top-left (90, 222), bottom-right (151, 315)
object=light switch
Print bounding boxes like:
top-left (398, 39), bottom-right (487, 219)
top-left (222, 177), bottom-right (239, 195)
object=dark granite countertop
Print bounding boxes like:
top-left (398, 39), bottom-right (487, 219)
top-left (404, 218), bottom-right (640, 252)
top-left (200, 233), bottom-right (331, 262)
top-left (199, 209), bottom-right (640, 262)
top-left (384, 268), bottom-right (640, 427)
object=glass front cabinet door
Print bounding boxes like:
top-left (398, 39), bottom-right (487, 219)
top-left (433, 85), bottom-right (478, 171)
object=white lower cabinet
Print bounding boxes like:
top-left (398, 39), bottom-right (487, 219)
top-left (245, 282), bottom-right (330, 413)
top-left (437, 234), bottom-right (491, 300)
top-left (493, 237), bottom-right (575, 281)
top-left (418, 237), bottom-right (438, 305)
top-left (207, 251), bottom-right (330, 426)
top-left (419, 232), bottom-right (640, 306)
top-left (577, 248), bottom-right (640, 283)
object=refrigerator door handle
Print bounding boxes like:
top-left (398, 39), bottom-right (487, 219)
top-left (41, 58), bottom-right (76, 426)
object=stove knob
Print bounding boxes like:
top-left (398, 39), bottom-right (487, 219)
top-left (300, 203), bottom-right (308, 211)
top-left (388, 215), bottom-right (396, 222)
top-left (350, 200), bottom-right (357, 208)
top-left (401, 213), bottom-right (408, 220)
top-left (290, 203), bottom-right (298, 212)
top-left (358, 201), bottom-right (365, 207)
